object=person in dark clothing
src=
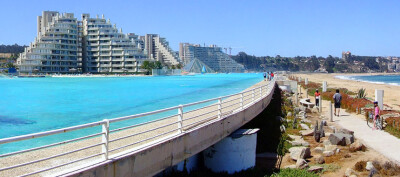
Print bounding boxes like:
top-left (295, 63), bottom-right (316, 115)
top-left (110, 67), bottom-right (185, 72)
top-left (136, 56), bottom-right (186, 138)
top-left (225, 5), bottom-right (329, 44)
top-left (333, 89), bottom-right (342, 116)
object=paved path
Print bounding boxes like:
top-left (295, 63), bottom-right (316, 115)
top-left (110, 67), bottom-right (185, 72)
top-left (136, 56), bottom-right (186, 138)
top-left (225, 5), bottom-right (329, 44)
top-left (320, 99), bottom-right (400, 164)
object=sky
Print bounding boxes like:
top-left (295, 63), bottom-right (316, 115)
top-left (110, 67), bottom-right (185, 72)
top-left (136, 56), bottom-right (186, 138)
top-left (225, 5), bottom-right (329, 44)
top-left (0, 0), bottom-right (399, 57)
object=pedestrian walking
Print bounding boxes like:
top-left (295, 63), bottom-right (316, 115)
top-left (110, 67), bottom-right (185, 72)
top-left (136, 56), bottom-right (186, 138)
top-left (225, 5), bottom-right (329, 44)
top-left (314, 89), bottom-right (320, 107)
top-left (333, 89), bottom-right (342, 116)
top-left (263, 72), bottom-right (266, 81)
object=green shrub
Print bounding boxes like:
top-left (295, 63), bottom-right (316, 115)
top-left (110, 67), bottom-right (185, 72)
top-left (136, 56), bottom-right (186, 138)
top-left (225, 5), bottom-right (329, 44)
top-left (269, 168), bottom-right (320, 177)
top-left (356, 88), bottom-right (367, 99)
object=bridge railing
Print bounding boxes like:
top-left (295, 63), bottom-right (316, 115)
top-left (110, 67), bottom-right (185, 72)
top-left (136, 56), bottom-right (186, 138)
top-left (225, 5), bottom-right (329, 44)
top-left (0, 79), bottom-right (275, 177)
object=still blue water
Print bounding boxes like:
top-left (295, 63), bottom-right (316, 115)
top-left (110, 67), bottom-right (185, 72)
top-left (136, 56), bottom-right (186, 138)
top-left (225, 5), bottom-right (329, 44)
top-left (0, 73), bottom-right (263, 153)
top-left (337, 75), bottom-right (400, 86)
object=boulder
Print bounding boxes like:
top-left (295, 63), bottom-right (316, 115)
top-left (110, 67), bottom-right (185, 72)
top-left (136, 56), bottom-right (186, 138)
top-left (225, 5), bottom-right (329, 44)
top-left (313, 147), bottom-right (324, 154)
top-left (321, 120), bottom-right (327, 126)
top-left (300, 129), bottom-right (314, 136)
top-left (301, 119), bottom-right (312, 123)
top-left (324, 145), bottom-right (338, 152)
top-left (345, 168), bottom-right (357, 177)
top-left (312, 107), bottom-right (319, 113)
top-left (350, 141), bottom-right (365, 152)
top-left (289, 147), bottom-right (311, 161)
top-left (323, 150), bottom-right (334, 157)
top-left (329, 133), bottom-right (354, 146)
top-left (338, 128), bottom-right (354, 135)
top-left (288, 134), bottom-right (302, 140)
top-left (289, 140), bottom-right (309, 147)
top-left (314, 155), bottom-right (325, 164)
top-left (366, 161), bottom-right (375, 171)
top-left (296, 159), bottom-right (309, 169)
top-left (280, 125), bottom-right (286, 133)
top-left (300, 123), bottom-right (310, 130)
top-left (308, 166), bottom-right (324, 173)
top-left (323, 139), bottom-right (332, 146)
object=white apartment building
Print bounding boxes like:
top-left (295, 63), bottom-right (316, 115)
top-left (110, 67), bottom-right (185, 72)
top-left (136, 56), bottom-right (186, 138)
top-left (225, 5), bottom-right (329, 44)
top-left (18, 11), bottom-right (183, 74)
top-left (142, 34), bottom-right (180, 66)
top-left (17, 11), bottom-right (81, 73)
top-left (81, 14), bottom-right (146, 73)
top-left (180, 43), bottom-right (245, 73)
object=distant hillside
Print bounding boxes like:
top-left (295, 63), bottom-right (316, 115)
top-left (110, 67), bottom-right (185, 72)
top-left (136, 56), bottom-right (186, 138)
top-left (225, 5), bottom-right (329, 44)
top-left (0, 44), bottom-right (26, 53)
top-left (231, 52), bottom-right (390, 73)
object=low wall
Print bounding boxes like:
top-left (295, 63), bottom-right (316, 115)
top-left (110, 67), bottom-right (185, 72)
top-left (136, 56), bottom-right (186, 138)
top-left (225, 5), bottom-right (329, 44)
top-left (62, 84), bottom-right (276, 177)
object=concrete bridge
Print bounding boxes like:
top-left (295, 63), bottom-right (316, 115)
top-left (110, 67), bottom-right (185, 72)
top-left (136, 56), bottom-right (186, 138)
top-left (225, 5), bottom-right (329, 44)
top-left (0, 80), bottom-right (276, 177)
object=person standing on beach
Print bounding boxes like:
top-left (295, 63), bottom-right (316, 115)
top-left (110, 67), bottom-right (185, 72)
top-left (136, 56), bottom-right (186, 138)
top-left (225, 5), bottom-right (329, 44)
top-left (333, 89), bottom-right (342, 116)
top-left (271, 72), bottom-right (274, 80)
top-left (314, 89), bottom-right (320, 107)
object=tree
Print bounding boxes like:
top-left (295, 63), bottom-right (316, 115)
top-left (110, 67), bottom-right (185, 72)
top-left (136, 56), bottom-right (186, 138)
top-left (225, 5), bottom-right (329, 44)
top-left (324, 56), bottom-right (335, 73)
top-left (154, 61), bottom-right (162, 69)
top-left (5, 62), bottom-right (15, 68)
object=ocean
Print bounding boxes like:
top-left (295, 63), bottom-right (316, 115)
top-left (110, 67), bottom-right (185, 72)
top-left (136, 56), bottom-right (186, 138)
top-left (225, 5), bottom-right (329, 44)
top-left (0, 73), bottom-right (263, 153)
top-left (336, 74), bottom-right (400, 86)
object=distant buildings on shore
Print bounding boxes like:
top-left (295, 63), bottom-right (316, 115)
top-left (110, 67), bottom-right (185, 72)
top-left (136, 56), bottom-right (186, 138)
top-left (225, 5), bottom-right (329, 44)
top-left (180, 43), bottom-right (245, 73)
top-left (16, 11), bottom-right (243, 74)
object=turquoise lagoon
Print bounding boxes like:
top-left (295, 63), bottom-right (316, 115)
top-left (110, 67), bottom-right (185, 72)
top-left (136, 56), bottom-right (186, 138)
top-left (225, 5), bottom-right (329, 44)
top-left (0, 73), bottom-right (263, 153)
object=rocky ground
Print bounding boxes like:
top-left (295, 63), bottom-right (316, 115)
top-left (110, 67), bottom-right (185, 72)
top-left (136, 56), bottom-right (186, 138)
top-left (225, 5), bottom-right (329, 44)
top-left (280, 95), bottom-right (400, 177)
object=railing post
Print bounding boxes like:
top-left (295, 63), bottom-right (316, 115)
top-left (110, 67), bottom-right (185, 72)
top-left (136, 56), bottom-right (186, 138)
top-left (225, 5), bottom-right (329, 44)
top-left (101, 119), bottom-right (110, 161)
top-left (178, 105), bottom-right (183, 133)
top-left (259, 87), bottom-right (262, 98)
top-left (265, 85), bottom-right (268, 95)
top-left (252, 89), bottom-right (255, 103)
top-left (218, 97), bottom-right (222, 119)
top-left (240, 92), bottom-right (244, 109)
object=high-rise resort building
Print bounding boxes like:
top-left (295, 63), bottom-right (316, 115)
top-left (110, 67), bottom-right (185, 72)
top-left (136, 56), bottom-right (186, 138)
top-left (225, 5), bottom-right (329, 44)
top-left (17, 11), bottom-right (180, 74)
top-left (17, 11), bottom-right (81, 73)
top-left (81, 13), bottom-right (146, 73)
top-left (141, 34), bottom-right (180, 66)
top-left (180, 43), bottom-right (245, 73)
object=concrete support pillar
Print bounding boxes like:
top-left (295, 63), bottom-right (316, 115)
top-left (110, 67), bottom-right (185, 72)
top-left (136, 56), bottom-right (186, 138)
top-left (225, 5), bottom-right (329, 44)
top-left (322, 81), bottom-right (327, 92)
top-left (203, 129), bottom-right (259, 174)
top-left (375, 89), bottom-right (384, 110)
top-left (319, 98), bottom-right (322, 113)
top-left (305, 78), bottom-right (308, 85)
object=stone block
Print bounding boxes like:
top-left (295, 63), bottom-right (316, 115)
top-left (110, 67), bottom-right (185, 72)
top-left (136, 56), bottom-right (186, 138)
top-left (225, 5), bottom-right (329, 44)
top-left (289, 147), bottom-right (311, 161)
top-left (308, 166), bottom-right (324, 173)
top-left (300, 123), bottom-right (310, 130)
top-left (323, 150), bottom-right (334, 157)
top-left (314, 155), bottom-right (325, 164)
top-left (296, 158), bottom-right (308, 169)
top-left (329, 133), bottom-right (354, 146)
top-left (300, 129), bottom-right (314, 136)
top-left (313, 147), bottom-right (324, 154)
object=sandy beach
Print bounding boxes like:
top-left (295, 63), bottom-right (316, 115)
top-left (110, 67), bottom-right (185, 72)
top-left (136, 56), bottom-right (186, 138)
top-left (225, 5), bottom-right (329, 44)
top-left (292, 73), bottom-right (400, 110)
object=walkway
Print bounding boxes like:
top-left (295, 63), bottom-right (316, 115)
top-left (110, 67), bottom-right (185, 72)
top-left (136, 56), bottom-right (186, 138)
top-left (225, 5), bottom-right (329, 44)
top-left (319, 99), bottom-right (400, 164)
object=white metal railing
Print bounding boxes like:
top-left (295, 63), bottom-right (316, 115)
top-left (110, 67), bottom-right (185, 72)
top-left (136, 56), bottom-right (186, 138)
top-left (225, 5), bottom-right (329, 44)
top-left (0, 78), bottom-right (276, 177)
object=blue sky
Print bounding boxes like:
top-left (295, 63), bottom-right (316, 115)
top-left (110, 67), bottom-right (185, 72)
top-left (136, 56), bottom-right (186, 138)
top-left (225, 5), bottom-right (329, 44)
top-left (0, 0), bottom-right (399, 57)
